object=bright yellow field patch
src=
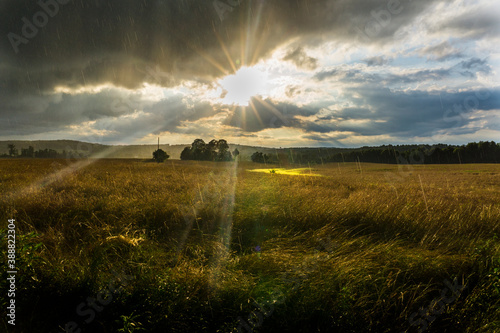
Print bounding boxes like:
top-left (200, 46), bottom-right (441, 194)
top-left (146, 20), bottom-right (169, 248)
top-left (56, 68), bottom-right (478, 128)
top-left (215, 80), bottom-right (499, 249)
top-left (247, 167), bottom-right (322, 176)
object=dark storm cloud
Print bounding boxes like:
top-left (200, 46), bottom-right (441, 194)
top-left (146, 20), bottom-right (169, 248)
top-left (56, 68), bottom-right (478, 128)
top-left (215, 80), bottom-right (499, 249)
top-left (24, 84), bottom-right (498, 142)
top-left (314, 67), bottom-right (454, 84)
top-left (0, 89), bottom-right (129, 136)
top-left (300, 86), bottom-right (500, 138)
top-left (143, 97), bottom-right (216, 134)
top-left (223, 98), bottom-right (320, 132)
top-left (282, 47), bottom-right (318, 70)
top-left (88, 96), bottom-right (217, 143)
top-left (338, 86), bottom-right (500, 137)
top-left (434, 5), bottom-right (500, 39)
top-left (0, 88), bottom-right (216, 139)
top-left (2, 0), bottom-right (491, 144)
top-left (0, 0), bottom-right (436, 94)
top-left (314, 57), bottom-right (494, 85)
top-left (1, 0), bottom-right (222, 93)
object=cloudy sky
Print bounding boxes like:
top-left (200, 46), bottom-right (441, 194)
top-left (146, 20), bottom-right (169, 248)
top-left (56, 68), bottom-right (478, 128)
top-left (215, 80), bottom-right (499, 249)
top-left (1, 0), bottom-right (499, 147)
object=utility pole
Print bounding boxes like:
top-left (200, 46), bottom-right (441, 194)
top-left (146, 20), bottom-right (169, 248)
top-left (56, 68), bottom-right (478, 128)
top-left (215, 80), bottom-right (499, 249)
top-left (158, 137), bottom-right (160, 151)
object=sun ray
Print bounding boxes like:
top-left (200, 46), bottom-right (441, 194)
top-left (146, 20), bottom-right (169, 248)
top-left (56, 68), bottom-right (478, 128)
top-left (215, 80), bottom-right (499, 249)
top-left (243, 1), bottom-right (253, 66)
top-left (240, 104), bottom-right (246, 131)
top-left (249, 2), bottom-right (267, 65)
top-left (214, 29), bottom-right (238, 73)
top-left (249, 99), bottom-right (265, 129)
top-left (189, 43), bottom-right (230, 77)
top-left (254, 96), bottom-right (289, 126)
top-left (228, 104), bottom-right (243, 129)
top-left (208, 158), bottom-right (238, 289)
top-left (240, 21), bottom-right (247, 67)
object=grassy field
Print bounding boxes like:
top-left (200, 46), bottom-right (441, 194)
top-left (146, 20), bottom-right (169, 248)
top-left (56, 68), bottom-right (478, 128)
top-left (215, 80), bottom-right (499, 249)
top-left (1, 158), bottom-right (499, 332)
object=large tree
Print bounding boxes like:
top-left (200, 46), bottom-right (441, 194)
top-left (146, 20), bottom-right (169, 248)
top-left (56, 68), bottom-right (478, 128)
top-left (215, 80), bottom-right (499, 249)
top-left (191, 139), bottom-right (206, 160)
top-left (180, 147), bottom-right (192, 160)
top-left (181, 139), bottom-right (233, 161)
top-left (216, 139), bottom-right (231, 161)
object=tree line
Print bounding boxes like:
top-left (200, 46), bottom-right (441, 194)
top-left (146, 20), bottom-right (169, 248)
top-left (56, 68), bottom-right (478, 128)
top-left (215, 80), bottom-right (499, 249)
top-left (251, 141), bottom-right (500, 165)
top-left (5, 141), bottom-right (499, 164)
top-left (2, 144), bottom-right (71, 158)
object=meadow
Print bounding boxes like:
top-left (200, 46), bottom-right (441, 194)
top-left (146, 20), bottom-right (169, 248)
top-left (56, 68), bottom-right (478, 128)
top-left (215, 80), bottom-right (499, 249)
top-left (1, 158), bottom-right (499, 332)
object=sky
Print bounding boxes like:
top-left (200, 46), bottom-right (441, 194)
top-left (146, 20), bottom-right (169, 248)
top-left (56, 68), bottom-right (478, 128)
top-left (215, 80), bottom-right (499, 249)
top-left (1, 0), bottom-right (499, 148)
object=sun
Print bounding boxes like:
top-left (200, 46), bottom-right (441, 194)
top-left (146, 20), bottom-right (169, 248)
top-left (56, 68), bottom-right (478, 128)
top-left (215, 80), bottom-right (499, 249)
top-left (219, 66), bottom-right (269, 106)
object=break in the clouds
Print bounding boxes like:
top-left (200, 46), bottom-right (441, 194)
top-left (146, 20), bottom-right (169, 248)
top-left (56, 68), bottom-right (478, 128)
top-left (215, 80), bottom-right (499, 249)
top-left (0, 0), bottom-right (499, 147)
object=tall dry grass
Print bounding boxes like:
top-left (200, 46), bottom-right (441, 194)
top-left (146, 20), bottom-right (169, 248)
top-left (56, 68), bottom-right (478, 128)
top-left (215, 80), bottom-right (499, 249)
top-left (0, 159), bottom-right (499, 332)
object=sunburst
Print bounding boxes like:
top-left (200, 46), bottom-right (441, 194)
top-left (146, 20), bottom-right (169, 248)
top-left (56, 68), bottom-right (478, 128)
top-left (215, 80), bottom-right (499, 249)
top-left (219, 66), bottom-right (269, 106)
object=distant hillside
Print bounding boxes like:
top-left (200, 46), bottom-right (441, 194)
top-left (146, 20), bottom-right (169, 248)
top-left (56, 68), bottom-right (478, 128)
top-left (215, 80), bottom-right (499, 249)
top-left (2, 140), bottom-right (495, 164)
top-left (0, 140), bottom-right (283, 160)
top-left (0, 140), bottom-right (186, 159)
top-left (0, 140), bottom-right (370, 161)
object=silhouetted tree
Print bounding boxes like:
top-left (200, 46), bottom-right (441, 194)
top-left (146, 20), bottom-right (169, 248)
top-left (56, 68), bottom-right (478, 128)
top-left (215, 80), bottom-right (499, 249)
top-left (153, 149), bottom-right (169, 163)
top-left (34, 148), bottom-right (59, 158)
top-left (233, 148), bottom-right (240, 160)
top-left (206, 139), bottom-right (218, 161)
top-left (180, 147), bottom-right (192, 160)
top-left (181, 139), bottom-right (233, 161)
top-left (7, 144), bottom-right (17, 157)
top-left (21, 146), bottom-right (35, 158)
top-left (251, 152), bottom-right (270, 163)
top-left (191, 139), bottom-right (206, 160)
top-left (217, 139), bottom-right (231, 161)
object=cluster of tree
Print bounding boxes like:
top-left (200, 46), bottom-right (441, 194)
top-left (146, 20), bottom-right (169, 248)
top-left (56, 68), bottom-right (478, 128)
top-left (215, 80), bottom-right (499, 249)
top-left (180, 139), bottom-right (239, 162)
top-left (251, 152), bottom-right (275, 164)
top-left (2, 144), bottom-right (69, 158)
top-left (251, 141), bottom-right (500, 165)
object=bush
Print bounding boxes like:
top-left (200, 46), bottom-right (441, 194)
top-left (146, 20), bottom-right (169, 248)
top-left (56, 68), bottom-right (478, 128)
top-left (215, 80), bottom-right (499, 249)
top-left (153, 149), bottom-right (169, 163)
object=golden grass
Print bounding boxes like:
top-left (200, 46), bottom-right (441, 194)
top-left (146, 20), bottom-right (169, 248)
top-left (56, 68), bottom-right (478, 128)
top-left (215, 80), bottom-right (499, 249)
top-left (247, 167), bottom-right (322, 176)
top-left (0, 159), bottom-right (499, 332)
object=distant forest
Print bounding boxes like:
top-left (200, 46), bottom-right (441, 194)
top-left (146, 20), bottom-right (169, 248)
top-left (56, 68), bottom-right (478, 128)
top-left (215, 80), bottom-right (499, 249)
top-left (252, 141), bottom-right (500, 165)
top-left (1, 144), bottom-right (77, 159)
top-left (2, 141), bottom-right (499, 164)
